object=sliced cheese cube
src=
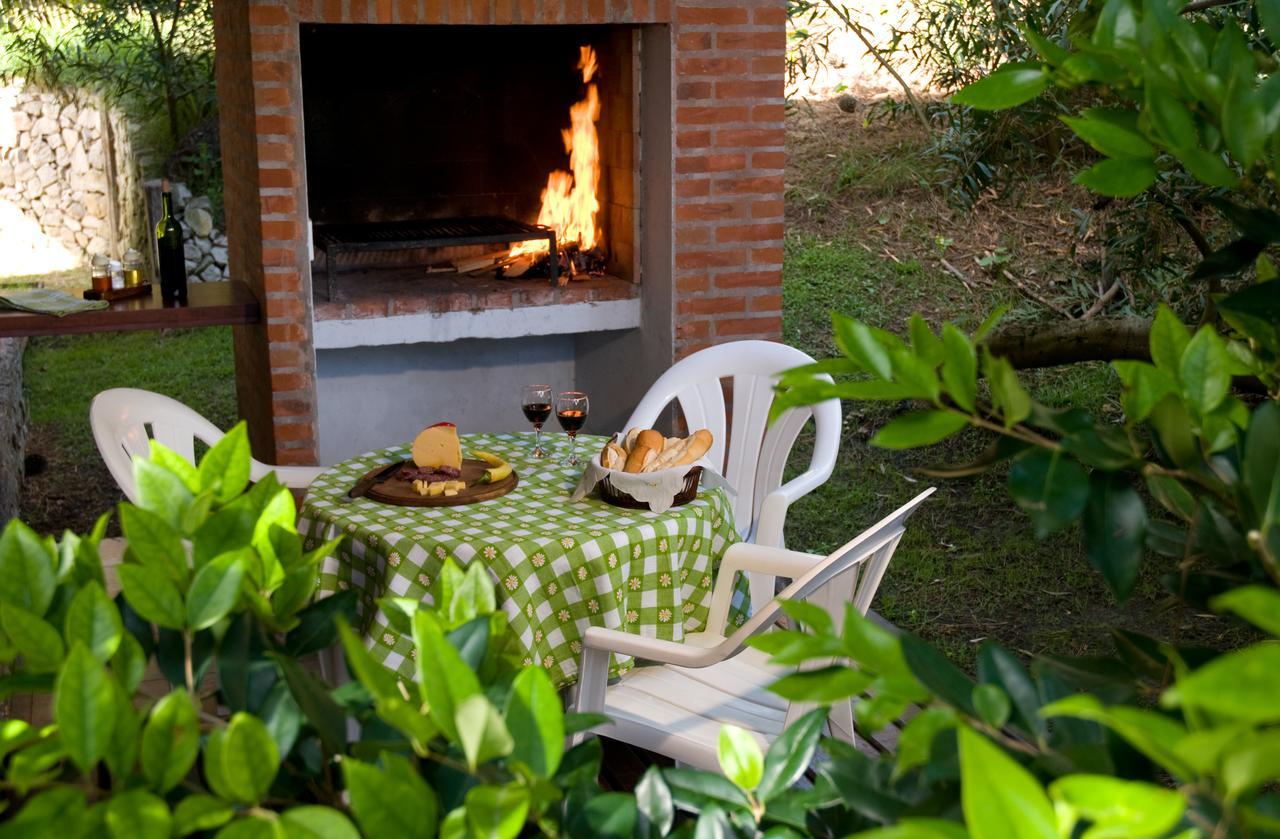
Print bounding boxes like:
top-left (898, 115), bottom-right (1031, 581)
top-left (444, 489), bottom-right (459, 497)
top-left (427, 482), bottom-right (446, 497)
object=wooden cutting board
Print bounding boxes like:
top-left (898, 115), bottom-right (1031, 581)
top-left (359, 458), bottom-right (519, 507)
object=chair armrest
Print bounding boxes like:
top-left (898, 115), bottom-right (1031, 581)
top-left (703, 542), bottom-right (825, 635)
top-left (251, 463), bottom-right (325, 489)
top-left (754, 467), bottom-right (832, 548)
top-left (580, 626), bottom-right (726, 669)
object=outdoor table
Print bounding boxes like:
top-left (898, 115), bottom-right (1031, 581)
top-left (299, 432), bottom-right (749, 688)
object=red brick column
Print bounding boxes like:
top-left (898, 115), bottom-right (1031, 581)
top-left (671, 0), bottom-right (785, 357)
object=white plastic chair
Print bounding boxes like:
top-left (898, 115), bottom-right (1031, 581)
top-left (573, 488), bottom-right (933, 771)
top-left (625, 340), bottom-right (842, 607)
top-left (90, 387), bottom-right (323, 504)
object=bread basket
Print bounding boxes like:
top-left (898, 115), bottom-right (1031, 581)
top-left (599, 466), bottom-right (703, 510)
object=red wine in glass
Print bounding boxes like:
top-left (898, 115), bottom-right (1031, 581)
top-left (521, 384), bottom-right (553, 459)
top-left (556, 391), bottom-right (589, 466)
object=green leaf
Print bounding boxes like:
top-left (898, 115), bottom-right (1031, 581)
top-left (1073, 157), bottom-right (1157, 197)
top-left (1145, 85), bottom-right (1197, 149)
top-left (105, 788), bottom-right (171, 839)
top-left (893, 707), bottom-right (957, 781)
top-left (972, 684), bottom-right (1011, 728)
top-left (257, 679), bottom-right (302, 757)
top-left (55, 641), bottom-right (117, 774)
top-left (1061, 109), bottom-right (1153, 158)
top-left (1261, 0), bottom-right (1280, 48)
top-left (845, 819), bottom-right (969, 838)
top-left (769, 665), bottom-right (872, 702)
top-left (0, 519), bottom-right (57, 616)
top-left (141, 689), bottom-right (201, 793)
top-left (117, 564), bottom-right (186, 630)
top-left (1172, 146), bottom-right (1239, 189)
top-left (172, 794), bottom-right (234, 836)
top-left (456, 694), bottom-right (514, 771)
top-left (199, 422), bottom-right (253, 504)
top-left (465, 783), bottom-right (530, 839)
top-left (977, 643), bottom-right (1044, 738)
top-left (635, 766), bottom-right (675, 839)
top-left (1191, 238), bottom-right (1267, 282)
top-left (983, 352), bottom-right (1031, 428)
top-left (3, 603), bottom-right (65, 672)
top-left (754, 707), bottom-right (825, 802)
top-left (959, 727), bottom-right (1056, 839)
top-left (718, 725), bottom-right (764, 791)
top-left (1082, 474), bottom-right (1148, 600)
top-left (505, 665), bottom-right (564, 777)
top-left (872, 411), bottom-right (969, 450)
top-left (1223, 79), bottom-right (1266, 170)
top-left (344, 755), bottom-right (438, 839)
top-left (833, 314), bottom-right (894, 379)
top-left (134, 458), bottom-right (195, 529)
top-left (901, 633), bottom-right (976, 715)
top-left (1049, 775), bottom-right (1183, 838)
top-left (574, 792), bottom-right (638, 838)
top-left (272, 652), bottom-right (347, 754)
top-left (147, 441), bottom-right (201, 493)
top-left (1149, 306), bottom-right (1190, 375)
top-left (337, 618), bottom-right (399, 702)
top-left (1179, 327), bottom-right (1230, 414)
top-left (283, 590), bottom-right (356, 656)
top-left (63, 581), bottom-right (123, 663)
top-left (279, 806), bottom-right (362, 839)
top-left (1112, 361), bottom-right (1177, 423)
top-left (952, 62), bottom-right (1050, 110)
top-left (1008, 449), bottom-right (1090, 537)
top-left (941, 324), bottom-right (977, 412)
top-left (215, 817), bottom-right (287, 838)
top-left (1163, 643), bottom-right (1280, 723)
top-left (204, 712), bottom-right (279, 805)
top-left (972, 304), bottom-right (1008, 343)
top-left (412, 608), bottom-right (480, 741)
top-left (909, 314), bottom-right (944, 365)
top-left (186, 550), bottom-right (247, 630)
top-left (119, 504), bottom-right (189, 585)
top-left (663, 767), bottom-right (752, 812)
top-left (1212, 586), bottom-right (1280, 636)
top-left (105, 693), bottom-right (140, 781)
top-left (1220, 729), bottom-right (1280, 798)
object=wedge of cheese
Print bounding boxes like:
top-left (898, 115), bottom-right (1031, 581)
top-left (411, 422), bottom-right (462, 471)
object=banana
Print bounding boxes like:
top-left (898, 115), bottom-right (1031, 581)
top-left (471, 450), bottom-right (505, 467)
top-left (478, 461), bottom-right (513, 485)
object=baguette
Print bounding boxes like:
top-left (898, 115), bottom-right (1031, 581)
top-left (635, 429), bottom-right (664, 453)
top-left (623, 444), bottom-right (657, 473)
top-left (623, 427), bottom-right (642, 453)
top-left (642, 428), bottom-right (714, 472)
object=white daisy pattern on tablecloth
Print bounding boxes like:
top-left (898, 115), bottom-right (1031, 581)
top-left (658, 608), bottom-right (672, 622)
top-left (531, 552), bottom-right (546, 567)
top-left (504, 575), bottom-right (519, 591)
top-left (483, 545), bottom-right (497, 560)
top-left (628, 576), bottom-right (641, 591)
top-left (659, 573), bottom-right (672, 587)
top-left (626, 610), bottom-right (639, 623)
top-left (560, 537), bottom-right (576, 550)
top-left (546, 581), bottom-right (558, 596)
top-left (588, 599), bottom-right (600, 614)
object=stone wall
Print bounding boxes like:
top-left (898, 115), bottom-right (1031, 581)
top-left (0, 84), bottom-right (150, 271)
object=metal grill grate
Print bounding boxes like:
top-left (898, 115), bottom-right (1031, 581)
top-left (314, 216), bottom-right (558, 299)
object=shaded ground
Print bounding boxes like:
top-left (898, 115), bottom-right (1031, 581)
top-left (778, 99), bottom-right (1248, 667)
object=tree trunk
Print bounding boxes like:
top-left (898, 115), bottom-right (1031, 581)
top-left (984, 317), bottom-right (1152, 369)
top-left (0, 337), bottom-right (28, 526)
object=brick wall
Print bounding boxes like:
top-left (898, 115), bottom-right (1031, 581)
top-left (216, 0), bottom-right (784, 463)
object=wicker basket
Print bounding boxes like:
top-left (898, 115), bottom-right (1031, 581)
top-left (599, 466), bottom-right (703, 510)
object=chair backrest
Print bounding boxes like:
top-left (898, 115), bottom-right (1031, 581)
top-left (716, 487), bottom-right (935, 663)
top-left (91, 388), bottom-right (228, 504)
top-left (624, 340), bottom-right (841, 540)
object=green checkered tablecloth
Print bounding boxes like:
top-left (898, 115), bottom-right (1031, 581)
top-left (300, 432), bottom-right (749, 688)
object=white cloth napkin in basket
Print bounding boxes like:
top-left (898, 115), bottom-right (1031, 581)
top-left (570, 458), bottom-right (734, 514)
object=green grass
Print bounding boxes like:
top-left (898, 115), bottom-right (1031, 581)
top-left (778, 233), bottom-right (1243, 668)
top-left (20, 327), bottom-right (236, 534)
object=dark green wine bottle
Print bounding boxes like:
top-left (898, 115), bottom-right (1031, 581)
top-left (157, 179), bottom-right (187, 304)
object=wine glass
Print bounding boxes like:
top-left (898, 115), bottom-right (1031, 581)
top-left (521, 384), bottom-right (554, 459)
top-left (555, 391), bottom-right (589, 466)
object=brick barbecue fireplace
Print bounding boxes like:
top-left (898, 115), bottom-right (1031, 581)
top-left (214, 0), bottom-right (784, 465)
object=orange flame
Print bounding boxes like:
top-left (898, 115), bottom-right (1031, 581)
top-left (511, 46), bottom-right (602, 258)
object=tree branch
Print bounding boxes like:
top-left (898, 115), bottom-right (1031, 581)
top-left (819, 0), bottom-right (932, 133)
top-left (983, 316), bottom-right (1152, 368)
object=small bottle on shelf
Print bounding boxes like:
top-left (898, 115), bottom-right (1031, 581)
top-left (90, 253), bottom-right (110, 293)
top-left (156, 179), bottom-right (188, 304)
top-left (122, 248), bottom-right (145, 288)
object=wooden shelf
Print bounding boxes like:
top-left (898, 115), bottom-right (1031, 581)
top-left (0, 281), bottom-right (260, 338)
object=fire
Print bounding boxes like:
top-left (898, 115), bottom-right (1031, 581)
top-left (510, 46), bottom-right (602, 259)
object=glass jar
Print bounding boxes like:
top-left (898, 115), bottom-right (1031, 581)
top-left (109, 259), bottom-right (125, 291)
top-left (122, 248), bottom-right (145, 288)
top-left (90, 253), bottom-right (110, 293)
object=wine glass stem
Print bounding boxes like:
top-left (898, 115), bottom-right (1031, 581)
top-left (534, 425), bottom-right (542, 451)
top-left (569, 432), bottom-right (577, 463)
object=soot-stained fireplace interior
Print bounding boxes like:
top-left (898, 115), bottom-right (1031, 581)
top-left (299, 24), bottom-right (638, 301)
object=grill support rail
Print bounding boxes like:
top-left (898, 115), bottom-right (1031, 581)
top-left (314, 217), bottom-right (559, 300)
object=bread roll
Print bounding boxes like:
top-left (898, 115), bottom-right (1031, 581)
top-left (599, 441), bottom-right (626, 470)
top-left (636, 429), bottom-right (663, 453)
top-left (624, 444), bottom-right (657, 473)
top-left (623, 427), bottom-right (642, 453)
